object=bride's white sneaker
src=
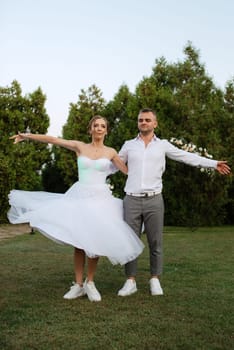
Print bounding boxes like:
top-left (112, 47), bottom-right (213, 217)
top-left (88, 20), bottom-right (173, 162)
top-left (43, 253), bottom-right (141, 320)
top-left (63, 282), bottom-right (86, 299)
top-left (118, 279), bottom-right (137, 296)
top-left (149, 278), bottom-right (163, 295)
top-left (84, 279), bottom-right (102, 302)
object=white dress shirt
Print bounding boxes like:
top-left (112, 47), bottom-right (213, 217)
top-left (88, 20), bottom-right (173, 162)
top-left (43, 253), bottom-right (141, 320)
top-left (119, 135), bottom-right (218, 194)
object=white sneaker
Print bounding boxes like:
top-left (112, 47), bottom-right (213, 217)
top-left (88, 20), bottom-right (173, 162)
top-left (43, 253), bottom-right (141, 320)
top-left (63, 282), bottom-right (86, 299)
top-left (118, 279), bottom-right (137, 296)
top-left (84, 280), bottom-right (101, 302)
top-left (149, 278), bottom-right (163, 295)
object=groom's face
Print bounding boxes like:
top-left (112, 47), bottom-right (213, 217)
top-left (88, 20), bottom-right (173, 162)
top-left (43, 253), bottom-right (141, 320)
top-left (138, 112), bottom-right (157, 134)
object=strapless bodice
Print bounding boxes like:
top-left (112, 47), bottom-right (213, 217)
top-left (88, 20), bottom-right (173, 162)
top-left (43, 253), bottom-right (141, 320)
top-left (77, 156), bottom-right (111, 185)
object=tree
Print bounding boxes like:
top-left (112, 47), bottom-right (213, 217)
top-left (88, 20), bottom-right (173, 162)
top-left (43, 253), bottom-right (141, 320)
top-left (104, 85), bottom-right (137, 197)
top-left (41, 146), bottom-right (68, 193)
top-left (54, 85), bottom-right (106, 187)
top-left (147, 43), bottom-right (232, 226)
top-left (222, 79), bottom-right (234, 223)
top-left (0, 81), bottom-right (50, 222)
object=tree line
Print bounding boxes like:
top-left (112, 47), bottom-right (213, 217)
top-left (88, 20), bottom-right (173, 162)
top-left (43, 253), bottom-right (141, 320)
top-left (1, 43), bottom-right (233, 226)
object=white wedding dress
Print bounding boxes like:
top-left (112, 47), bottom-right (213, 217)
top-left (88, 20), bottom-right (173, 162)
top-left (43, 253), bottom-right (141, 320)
top-left (8, 156), bottom-right (144, 265)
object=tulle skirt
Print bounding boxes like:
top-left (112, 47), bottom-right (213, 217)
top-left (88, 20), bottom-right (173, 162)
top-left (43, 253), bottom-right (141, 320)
top-left (8, 182), bottom-right (144, 265)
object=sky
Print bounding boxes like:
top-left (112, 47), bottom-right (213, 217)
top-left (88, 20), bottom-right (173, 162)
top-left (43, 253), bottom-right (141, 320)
top-left (1, 0), bottom-right (234, 136)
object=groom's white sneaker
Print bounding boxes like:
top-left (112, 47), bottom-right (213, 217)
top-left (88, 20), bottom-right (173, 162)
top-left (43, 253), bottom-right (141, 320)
top-left (118, 279), bottom-right (137, 296)
top-left (149, 278), bottom-right (163, 295)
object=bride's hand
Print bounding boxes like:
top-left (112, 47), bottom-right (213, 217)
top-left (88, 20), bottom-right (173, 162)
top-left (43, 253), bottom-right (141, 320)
top-left (9, 133), bottom-right (26, 144)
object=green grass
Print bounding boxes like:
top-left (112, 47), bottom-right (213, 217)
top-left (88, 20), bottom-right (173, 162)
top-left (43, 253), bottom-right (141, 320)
top-left (0, 226), bottom-right (233, 350)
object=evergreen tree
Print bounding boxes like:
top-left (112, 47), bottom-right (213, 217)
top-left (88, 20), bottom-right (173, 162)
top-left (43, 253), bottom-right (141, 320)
top-left (146, 43), bottom-right (232, 226)
top-left (55, 85), bottom-right (106, 187)
top-left (222, 79), bottom-right (234, 223)
top-left (104, 85), bottom-right (137, 197)
top-left (0, 81), bottom-right (50, 222)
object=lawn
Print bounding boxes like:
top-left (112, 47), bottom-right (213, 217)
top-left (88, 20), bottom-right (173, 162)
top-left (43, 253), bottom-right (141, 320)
top-left (0, 226), bottom-right (233, 350)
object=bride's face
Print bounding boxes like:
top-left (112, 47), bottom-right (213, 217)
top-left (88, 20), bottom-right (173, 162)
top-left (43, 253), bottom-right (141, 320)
top-left (90, 118), bottom-right (107, 137)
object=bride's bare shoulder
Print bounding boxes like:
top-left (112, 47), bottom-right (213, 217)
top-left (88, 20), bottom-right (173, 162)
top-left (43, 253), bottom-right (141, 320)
top-left (105, 146), bottom-right (117, 156)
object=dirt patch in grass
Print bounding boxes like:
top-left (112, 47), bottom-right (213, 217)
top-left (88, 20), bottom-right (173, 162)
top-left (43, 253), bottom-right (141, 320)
top-left (0, 224), bottom-right (31, 241)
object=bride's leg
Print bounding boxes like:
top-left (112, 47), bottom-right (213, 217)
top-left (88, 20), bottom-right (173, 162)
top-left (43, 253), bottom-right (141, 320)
top-left (87, 257), bottom-right (99, 281)
top-left (63, 248), bottom-right (86, 299)
top-left (85, 257), bottom-right (101, 301)
top-left (74, 248), bottom-right (85, 285)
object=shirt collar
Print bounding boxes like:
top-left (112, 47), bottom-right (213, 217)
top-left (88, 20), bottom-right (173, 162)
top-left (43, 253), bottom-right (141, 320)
top-left (135, 133), bottom-right (157, 141)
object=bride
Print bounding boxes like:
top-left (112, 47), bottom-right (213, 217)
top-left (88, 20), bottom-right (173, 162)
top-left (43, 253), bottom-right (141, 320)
top-left (8, 115), bottom-right (144, 302)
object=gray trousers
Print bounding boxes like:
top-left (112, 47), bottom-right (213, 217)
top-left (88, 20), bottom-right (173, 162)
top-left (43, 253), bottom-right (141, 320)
top-left (123, 193), bottom-right (164, 277)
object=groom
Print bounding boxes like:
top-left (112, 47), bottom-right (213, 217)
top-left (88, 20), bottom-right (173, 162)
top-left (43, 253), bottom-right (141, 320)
top-left (116, 108), bottom-right (231, 297)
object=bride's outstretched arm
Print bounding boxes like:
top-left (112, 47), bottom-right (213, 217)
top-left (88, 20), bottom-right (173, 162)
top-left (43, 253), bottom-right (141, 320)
top-left (10, 132), bottom-right (81, 152)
